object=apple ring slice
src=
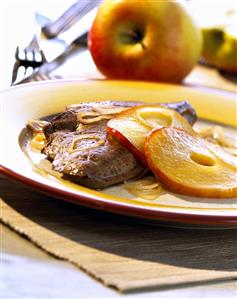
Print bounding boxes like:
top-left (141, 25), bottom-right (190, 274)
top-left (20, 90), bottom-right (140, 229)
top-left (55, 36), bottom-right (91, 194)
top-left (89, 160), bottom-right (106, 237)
top-left (107, 105), bottom-right (194, 165)
top-left (145, 127), bottom-right (237, 198)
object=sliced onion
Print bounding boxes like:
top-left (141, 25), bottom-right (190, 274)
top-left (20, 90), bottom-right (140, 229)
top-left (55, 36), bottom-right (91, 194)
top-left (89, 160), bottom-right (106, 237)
top-left (29, 133), bottom-right (46, 151)
top-left (92, 105), bottom-right (128, 115)
top-left (198, 125), bottom-right (237, 152)
top-left (76, 105), bottom-right (128, 124)
top-left (124, 176), bottom-right (163, 200)
top-left (27, 119), bottom-right (49, 134)
top-left (77, 112), bottom-right (114, 124)
top-left (68, 134), bottom-right (105, 153)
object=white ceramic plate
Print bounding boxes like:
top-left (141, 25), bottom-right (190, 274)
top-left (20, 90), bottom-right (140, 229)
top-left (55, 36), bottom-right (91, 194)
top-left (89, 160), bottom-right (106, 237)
top-left (1, 79), bottom-right (237, 228)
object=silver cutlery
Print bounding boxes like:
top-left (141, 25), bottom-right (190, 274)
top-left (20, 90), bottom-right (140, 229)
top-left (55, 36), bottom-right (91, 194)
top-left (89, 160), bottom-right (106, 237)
top-left (15, 31), bottom-right (88, 85)
top-left (11, 35), bottom-right (47, 85)
top-left (42, 0), bottom-right (102, 39)
top-left (11, 0), bottom-right (101, 85)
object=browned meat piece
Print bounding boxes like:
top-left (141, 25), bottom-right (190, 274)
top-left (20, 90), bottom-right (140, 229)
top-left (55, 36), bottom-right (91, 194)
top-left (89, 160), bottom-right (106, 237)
top-left (163, 101), bottom-right (197, 126)
top-left (44, 100), bottom-right (197, 137)
top-left (43, 120), bottom-right (145, 189)
top-left (42, 100), bottom-right (197, 189)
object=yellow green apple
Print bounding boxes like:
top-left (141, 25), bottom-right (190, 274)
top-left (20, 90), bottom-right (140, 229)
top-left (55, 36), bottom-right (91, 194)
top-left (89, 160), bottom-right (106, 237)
top-left (201, 28), bottom-right (237, 73)
top-left (88, 0), bottom-right (202, 83)
top-left (187, 0), bottom-right (237, 72)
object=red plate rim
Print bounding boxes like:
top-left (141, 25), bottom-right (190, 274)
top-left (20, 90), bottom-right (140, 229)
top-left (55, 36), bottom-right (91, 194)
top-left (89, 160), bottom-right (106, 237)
top-left (1, 80), bottom-right (236, 229)
top-left (1, 165), bottom-right (237, 228)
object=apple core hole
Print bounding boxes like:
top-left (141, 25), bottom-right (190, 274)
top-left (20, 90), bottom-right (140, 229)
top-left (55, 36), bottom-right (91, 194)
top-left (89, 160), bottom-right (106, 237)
top-left (212, 29), bottom-right (224, 44)
top-left (190, 152), bottom-right (216, 167)
top-left (133, 28), bottom-right (144, 42)
top-left (137, 110), bottom-right (172, 128)
top-left (119, 26), bottom-right (145, 45)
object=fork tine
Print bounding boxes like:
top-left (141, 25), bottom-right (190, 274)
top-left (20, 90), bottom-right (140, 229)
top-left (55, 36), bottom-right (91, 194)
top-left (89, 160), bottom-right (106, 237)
top-left (11, 34), bottom-right (47, 85)
top-left (11, 46), bottom-right (20, 84)
top-left (25, 66), bottom-right (34, 78)
top-left (23, 64), bottom-right (27, 76)
top-left (25, 48), bottom-right (34, 62)
top-left (32, 45), bottom-right (40, 63)
top-left (11, 61), bottom-right (21, 85)
top-left (14, 65), bottom-right (26, 84)
top-left (39, 49), bottom-right (47, 63)
top-left (14, 46), bottom-right (19, 59)
top-left (31, 36), bottom-right (47, 64)
top-left (29, 34), bottom-right (39, 49)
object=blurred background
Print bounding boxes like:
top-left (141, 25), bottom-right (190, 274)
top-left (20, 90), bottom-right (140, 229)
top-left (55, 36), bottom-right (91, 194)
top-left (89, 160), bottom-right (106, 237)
top-left (0, 0), bottom-right (236, 90)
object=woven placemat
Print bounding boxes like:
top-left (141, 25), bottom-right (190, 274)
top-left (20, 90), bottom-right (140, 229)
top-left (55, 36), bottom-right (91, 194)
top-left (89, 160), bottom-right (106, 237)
top-left (1, 175), bottom-right (236, 292)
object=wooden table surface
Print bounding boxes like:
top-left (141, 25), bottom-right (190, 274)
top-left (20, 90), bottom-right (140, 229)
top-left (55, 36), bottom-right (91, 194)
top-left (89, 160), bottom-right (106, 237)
top-left (1, 1), bottom-right (237, 298)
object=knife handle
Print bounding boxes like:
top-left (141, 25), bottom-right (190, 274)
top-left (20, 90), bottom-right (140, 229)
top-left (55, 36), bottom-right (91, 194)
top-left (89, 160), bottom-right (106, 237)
top-left (42, 0), bottom-right (101, 39)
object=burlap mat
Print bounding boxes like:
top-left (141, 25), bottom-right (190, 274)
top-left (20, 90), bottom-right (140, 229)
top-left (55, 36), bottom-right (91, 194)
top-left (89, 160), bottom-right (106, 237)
top-left (1, 174), bottom-right (236, 292)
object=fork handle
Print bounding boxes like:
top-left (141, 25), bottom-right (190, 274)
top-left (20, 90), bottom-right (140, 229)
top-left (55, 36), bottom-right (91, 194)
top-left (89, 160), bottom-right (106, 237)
top-left (42, 0), bottom-right (101, 39)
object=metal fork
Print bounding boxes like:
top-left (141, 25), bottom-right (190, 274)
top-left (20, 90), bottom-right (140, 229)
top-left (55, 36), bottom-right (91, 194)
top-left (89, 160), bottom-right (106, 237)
top-left (16, 31), bottom-right (88, 85)
top-left (11, 35), bottom-right (47, 85)
top-left (11, 1), bottom-right (101, 85)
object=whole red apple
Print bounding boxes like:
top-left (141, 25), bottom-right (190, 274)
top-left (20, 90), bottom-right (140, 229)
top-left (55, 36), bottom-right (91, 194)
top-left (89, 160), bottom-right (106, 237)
top-left (88, 0), bottom-right (202, 83)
